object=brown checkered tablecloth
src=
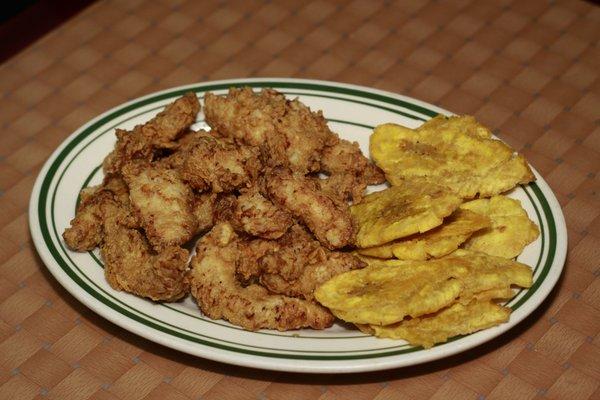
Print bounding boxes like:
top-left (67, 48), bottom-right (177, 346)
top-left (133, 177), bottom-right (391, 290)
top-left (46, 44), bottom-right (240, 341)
top-left (1, 0), bottom-right (599, 399)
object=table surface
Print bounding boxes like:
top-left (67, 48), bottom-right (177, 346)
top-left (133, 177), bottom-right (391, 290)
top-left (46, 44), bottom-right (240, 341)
top-left (1, 0), bottom-right (599, 399)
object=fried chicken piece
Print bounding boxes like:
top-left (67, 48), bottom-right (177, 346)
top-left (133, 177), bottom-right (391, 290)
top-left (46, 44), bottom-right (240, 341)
top-left (63, 176), bottom-right (137, 251)
top-left (260, 251), bottom-right (366, 301)
top-left (205, 88), bottom-right (336, 174)
top-left (123, 163), bottom-right (197, 250)
top-left (180, 133), bottom-right (262, 192)
top-left (189, 223), bottom-right (335, 331)
top-left (236, 224), bottom-right (365, 300)
top-left (319, 138), bottom-right (386, 202)
top-left (232, 186), bottom-right (292, 239)
top-left (266, 171), bottom-right (354, 249)
top-left (192, 192), bottom-right (217, 234)
top-left (156, 129), bottom-right (209, 170)
top-left (104, 93), bottom-right (200, 176)
top-left (277, 97), bottom-right (337, 173)
top-left (204, 88), bottom-right (287, 169)
top-left (101, 202), bottom-right (189, 302)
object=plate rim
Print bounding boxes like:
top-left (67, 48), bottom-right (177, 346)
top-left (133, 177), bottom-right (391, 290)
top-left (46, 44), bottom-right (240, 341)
top-left (29, 78), bottom-right (567, 373)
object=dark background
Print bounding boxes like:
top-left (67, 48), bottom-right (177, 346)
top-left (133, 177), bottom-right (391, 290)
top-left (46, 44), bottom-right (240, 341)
top-left (0, 0), bottom-right (95, 63)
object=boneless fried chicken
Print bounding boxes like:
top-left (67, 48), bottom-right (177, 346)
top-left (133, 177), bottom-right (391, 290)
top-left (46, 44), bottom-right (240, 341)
top-left (63, 88), bottom-right (383, 330)
top-left (180, 133), bottom-right (261, 192)
top-left (205, 88), bottom-right (336, 174)
top-left (231, 186), bottom-right (293, 240)
top-left (101, 201), bottom-right (189, 302)
top-left (122, 162), bottom-right (197, 250)
top-left (266, 171), bottom-right (354, 249)
top-left (63, 175), bottom-right (135, 251)
top-left (104, 93), bottom-right (200, 176)
top-left (189, 223), bottom-right (335, 331)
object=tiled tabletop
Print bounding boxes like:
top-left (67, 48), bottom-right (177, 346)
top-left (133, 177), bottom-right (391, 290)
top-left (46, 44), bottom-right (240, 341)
top-left (0, 0), bottom-right (599, 399)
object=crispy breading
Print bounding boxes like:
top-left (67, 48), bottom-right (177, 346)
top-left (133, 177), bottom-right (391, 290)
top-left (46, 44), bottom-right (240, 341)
top-left (370, 116), bottom-right (535, 198)
top-left (266, 171), bottom-right (354, 249)
top-left (357, 300), bottom-right (510, 348)
top-left (315, 250), bottom-right (532, 325)
top-left (123, 163), bottom-right (197, 250)
top-left (232, 186), bottom-right (293, 239)
top-left (192, 192), bottom-right (217, 234)
top-left (319, 138), bottom-right (385, 202)
top-left (101, 202), bottom-right (189, 302)
top-left (205, 88), bottom-right (336, 174)
top-left (350, 182), bottom-right (462, 248)
top-left (189, 223), bottom-right (335, 331)
top-left (63, 176), bottom-right (136, 251)
top-left (104, 93), bottom-right (200, 175)
top-left (357, 209), bottom-right (490, 260)
top-left (260, 251), bottom-right (366, 301)
top-left (180, 133), bottom-right (262, 192)
top-left (460, 196), bottom-right (540, 258)
top-left (157, 129), bottom-right (210, 170)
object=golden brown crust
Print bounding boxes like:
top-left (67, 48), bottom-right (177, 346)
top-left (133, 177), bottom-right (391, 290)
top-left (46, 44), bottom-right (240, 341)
top-left (266, 171), bottom-right (354, 249)
top-left (319, 138), bottom-right (386, 202)
top-left (104, 92), bottom-right (200, 176)
top-left (123, 163), bottom-right (197, 250)
top-left (63, 176), bottom-right (136, 251)
top-left (204, 88), bottom-right (338, 174)
top-left (231, 186), bottom-right (293, 239)
top-left (189, 223), bottom-right (335, 331)
top-left (180, 134), bottom-right (262, 192)
top-left (101, 202), bottom-right (189, 302)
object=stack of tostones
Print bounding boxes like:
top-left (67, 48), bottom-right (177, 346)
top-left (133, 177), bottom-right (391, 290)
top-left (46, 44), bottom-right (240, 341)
top-left (316, 250), bottom-right (533, 348)
top-left (315, 114), bottom-right (539, 347)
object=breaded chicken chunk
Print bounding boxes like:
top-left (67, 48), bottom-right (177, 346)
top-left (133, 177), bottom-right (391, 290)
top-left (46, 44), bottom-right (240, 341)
top-left (255, 225), bottom-right (366, 300)
top-left (205, 88), bottom-right (336, 174)
top-left (189, 223), bottom-right (334, 331)
top-left (180, 133), bottom-right (262, 192)
top-left (231, 186), bottom-right (293, 239)
top-left (63, 176), bottom-right (136, 251)
top-left (319, 138), bottom-right (386, 202)
top-left (104, 93), bottom-right (200, 175)
top-left (266, 171), bottom-right (354, 249)
top-left (123, 163), bottom-right (197, 250)
top-left (101, 202), bottom-right (189, 302)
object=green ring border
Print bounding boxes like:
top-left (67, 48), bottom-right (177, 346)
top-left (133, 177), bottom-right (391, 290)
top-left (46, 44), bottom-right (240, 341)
top-left (36, 80), bottom-right (558, 361)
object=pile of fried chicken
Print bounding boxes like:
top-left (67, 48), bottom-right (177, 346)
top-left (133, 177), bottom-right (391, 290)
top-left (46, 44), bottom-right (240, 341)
top-left (63, 88), bottom-right (384, 331)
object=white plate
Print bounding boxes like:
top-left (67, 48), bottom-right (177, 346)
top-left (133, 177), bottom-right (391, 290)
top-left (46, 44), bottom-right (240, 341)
top-left (29, 78), bottom-right (567, 373)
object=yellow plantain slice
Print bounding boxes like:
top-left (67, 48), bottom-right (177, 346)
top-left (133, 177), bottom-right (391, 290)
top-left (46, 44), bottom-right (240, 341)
top-left (370, 116), bottom-right (535, 199)
top-left (357, 300), bottom-right (511, 348)
top-left (350, 182), bottom-right (462, 248)
top-left (358, 209), bottom-right (491, 260)
top-left (460, 196), bottom-right (540, 259)
top-left (315, 250), bottom-right (532, 326)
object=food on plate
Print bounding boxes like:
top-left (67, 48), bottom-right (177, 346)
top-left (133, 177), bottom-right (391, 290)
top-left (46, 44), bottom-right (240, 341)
top-left (314, 250), bottom-right (532, 326)
top-left (189, 223), bottom-right (335, 330)
top-left (63, 176), bottom-right (133, 251)
top-left (356, 299), bottom-right (511, 348)
top-left (104, 93), bottom-right (200, 176)
top-left (122, 162), bottom-right (197, 250)
top-left (370, 115), bottom-right (534, 199)
top-left (350, 182), bottom-right (462, 248)
top-left (204, 88), bottom-right (384, 199)
top-left (231, 186), bottom-right (293, 240)
top-left (63, 88), bottom-right (378, 325)
top-left (180, 133), bottom-right (262, 192)
top-left (63, 86), bottom-right (540, 347)
top-left (357, 209), bottom-right (490, 260)
top-left (266, 171), bottom-right (354, 249)
top-left (460, 196), bottom-right (540, 258)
